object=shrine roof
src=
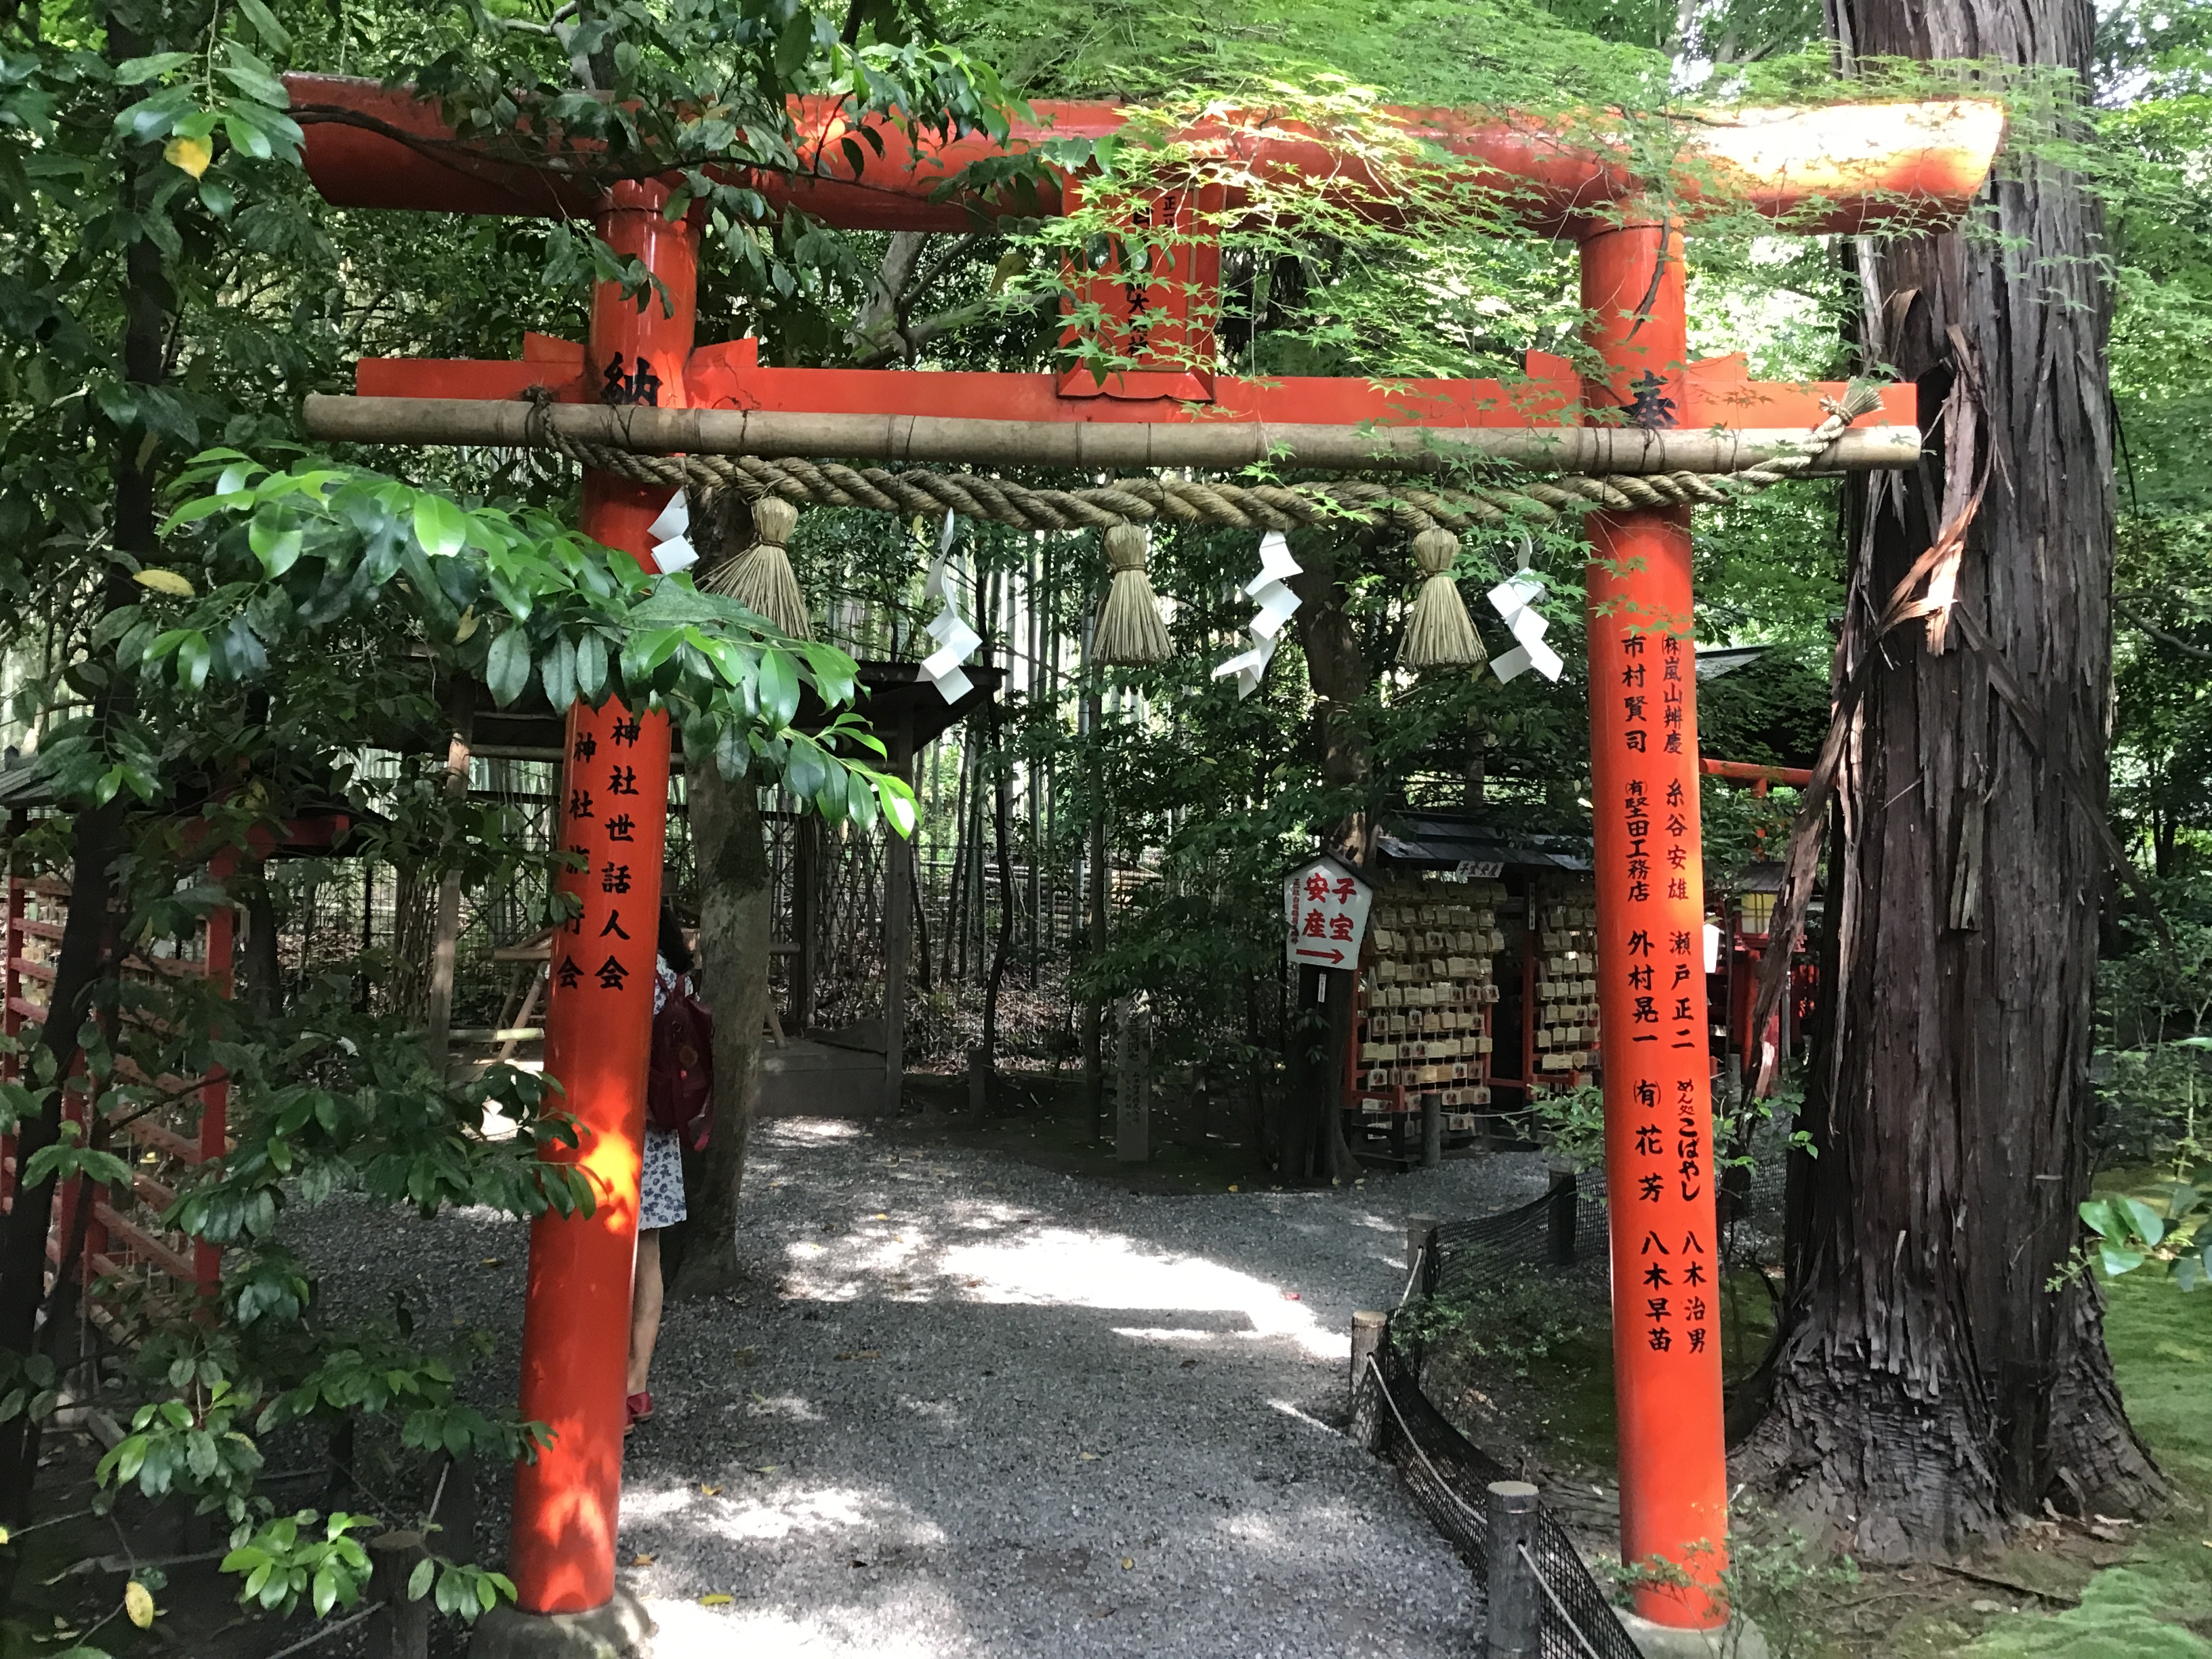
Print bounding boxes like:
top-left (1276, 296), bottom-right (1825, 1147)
top-left (457, 660), bottom-right (1002, 762)
top-left (1374, 811), bottom-right (1595, 874)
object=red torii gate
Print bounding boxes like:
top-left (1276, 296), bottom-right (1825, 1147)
top-left (284, 76), bottom-right (2000, 1645)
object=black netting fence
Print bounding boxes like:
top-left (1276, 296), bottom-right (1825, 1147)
top-left (1356, 1129), bottom-right (1792, 1656)
top-left (1353, 1319), bottom-right (1641, 1659)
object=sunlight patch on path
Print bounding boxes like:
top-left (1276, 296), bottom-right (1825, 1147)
top-left (939, 1227), bottom-right (1348, 1361)
top-left (646, 1594), bottom-right (970, 1659)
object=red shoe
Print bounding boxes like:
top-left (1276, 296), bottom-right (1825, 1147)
top-left (626, 1391), bottom-right (654, 1429)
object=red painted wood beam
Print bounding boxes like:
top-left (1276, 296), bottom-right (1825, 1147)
top-left (505, 179), bottom-right (687, 1620)
top-left (1700, 758), bottom-right (1813, 787)
top-left (351, 337), bottom-right (1917, 436)
top-left (283, 75), bottom-right (2003, 238)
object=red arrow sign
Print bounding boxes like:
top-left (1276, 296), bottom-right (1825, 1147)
top-left (1294, 946), bottom-right (1347, 964)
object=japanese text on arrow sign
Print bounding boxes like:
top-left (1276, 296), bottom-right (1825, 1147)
top-left (1284, 857), bottom-right (1372, 968)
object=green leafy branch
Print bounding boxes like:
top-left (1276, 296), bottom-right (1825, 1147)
top-left (2080, 1184), bottom-right (2211, 1290)
top-left (94, 452), bottom-right (916, 832)
top-left (219, 1509), bottom-right (373, 1618)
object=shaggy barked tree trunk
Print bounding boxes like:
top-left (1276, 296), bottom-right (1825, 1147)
top-left (667, 747), bottom-right (773, 1299)
top-left (1742, 0), bottom-right (2165, 1557)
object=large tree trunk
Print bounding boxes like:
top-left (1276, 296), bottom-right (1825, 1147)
top-left (666, 754), bottom-right (772, 1299)
top-left (1742, 0), bottom-right (2165, 1556)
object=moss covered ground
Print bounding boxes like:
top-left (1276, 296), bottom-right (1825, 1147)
top-left (1425, 1168), bottom-right (2212, 1656)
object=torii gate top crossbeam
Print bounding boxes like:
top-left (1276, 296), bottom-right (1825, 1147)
top-left (285, 74), bottom-right (2003, 238)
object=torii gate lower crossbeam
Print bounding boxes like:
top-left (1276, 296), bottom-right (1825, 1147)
top-left (288, 77), bottom-right (1996, 1650)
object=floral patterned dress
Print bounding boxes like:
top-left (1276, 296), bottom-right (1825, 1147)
top-left (638, 959), bottom-right (689, 1231)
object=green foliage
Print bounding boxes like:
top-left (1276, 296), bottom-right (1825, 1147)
top-left (1696, 651), bottom-right (1829, 771)
top-left (218, 1510), bottom-right (373, 1618)
top-left (1399, 1264), bottom-right (1587, 1378)
top-left (0, 1351), bottom-right (59, 1428)
top-left (96, 1380), bottom-right (264, 1517)
top-left (1530, 1074), bottom-right (1805, 1174)
top-left (1529, 1078), bottom-right (1607, 1168)
top-left (132, 454), bottom-right (914, 829)
top-left (260, 1332), bottom-right (552, 1463)
top-left (18, 1120), bottom-right (132, 1192)
top-left (422, 1557), bottom-right (517, 1620)
top-left (2081, 1183), bottom-right (2210, 1288)
top-left (2078, 1113), bottom-right (2211, 1290)
top-left (2097, 901), bottom-right (2212, 1162)
top-left (1715, 1530), bottom-right (1860, 1659)
top-left (0, 0), bottom-right (995, 1639)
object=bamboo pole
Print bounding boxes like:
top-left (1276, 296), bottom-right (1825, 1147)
top-left (301, 394), bottom-right (1919, 476)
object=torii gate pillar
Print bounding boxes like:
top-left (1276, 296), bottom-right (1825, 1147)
top-left (1581, 213), bottom-right (1729, 1626)
top-left (502, 181), bottom-right (692, 1629)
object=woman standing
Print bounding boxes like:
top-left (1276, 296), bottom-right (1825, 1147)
top-left (626, 902), bottom-right (694, 1431)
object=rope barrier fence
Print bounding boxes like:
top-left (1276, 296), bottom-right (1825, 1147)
top-left (1354, 1139), bottom-right (1790, 1656)
top-left (1353, 1332), bottom-right (1641, 1659)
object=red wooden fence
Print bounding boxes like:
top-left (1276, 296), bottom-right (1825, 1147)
top-left (0, 874), bottom-right (229, 1313)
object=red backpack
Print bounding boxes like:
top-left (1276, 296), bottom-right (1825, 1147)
top-left (647, 977), bottom-right (716, 1151)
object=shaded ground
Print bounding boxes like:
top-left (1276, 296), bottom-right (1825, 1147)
top-left (285, 1115), bottom-right (1554, 1658)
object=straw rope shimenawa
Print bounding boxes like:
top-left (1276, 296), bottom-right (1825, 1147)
top-left (516, 385), bottom-right (1886, 537)
top-left (1094, 523), bottom-right (1174, 665)
top-left (700, 495), bottom-right (811, 638)
top-left (1402, 527), bottom-right (1486, 671)
top-left (529, 387), bottom-right (1882, 664)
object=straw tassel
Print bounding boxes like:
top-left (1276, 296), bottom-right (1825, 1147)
top-left (704, 496), bottom-right (812, 639)
top-left (1092, 523), bottom-right (1172, 665)
top-left (1400, 528), bottom-right (1483, 670)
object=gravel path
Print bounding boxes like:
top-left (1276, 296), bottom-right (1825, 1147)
top-left (291, 1120), bottom-right (1553, 1658)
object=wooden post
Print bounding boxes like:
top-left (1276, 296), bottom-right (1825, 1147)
top-left (1420, 1091), bottom-right (1442, 1168)
top-left (1350, 1309), bottom-right (1387, 1449)
top-left (792, 812), bottom-right (817, 1036)
top-left (367, 1530), bottom-right (432, 1659)
top-left (1547, 1168), bottom-right (1578, 1267)
top-left (1082, 630), bottom-right (1107, 1141)
top-left (1115, 998), bottom-right (1147, 1162)
top-left (197, 872), bottom-right (233, 1298)
top-left (880, 718), bottom-right (914, 1117)
top-left (1405, 1214), bottom-right (1439, 1280)
top-left (1483, 1481), bottom-right (1542, 1659)
top-left (434, 1448), bottom-right (478, 1566)
top-left (1, 874), bottom-right (18, 1212)
top-left (1519, 884), bottom-right (1539, 1136)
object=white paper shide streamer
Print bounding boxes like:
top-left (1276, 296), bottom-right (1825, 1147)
top-left (1212, 531), bottom-right (1303, 699)
top-left (1488, 572), bottom-right (1563, 684)
top-left (920, 510), bottom-right (981, 705)
top-left (645, 492), bottom-right (699, 575)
